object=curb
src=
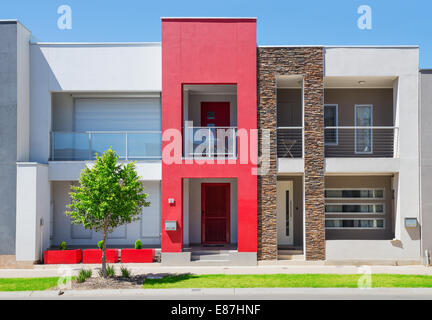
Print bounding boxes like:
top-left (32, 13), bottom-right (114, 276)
top-left (1, 287), bottom-right (432, 299)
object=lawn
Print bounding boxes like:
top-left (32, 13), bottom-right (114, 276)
top-left (0, 277), bottom-right (63, 291)
top-left (142, 274), bottom-right (432, 289)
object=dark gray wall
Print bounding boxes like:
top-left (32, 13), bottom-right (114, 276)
top-left (324, 89), bottom-right (394, 126)
top-left (420, 70), bottom-right (432, 258)
top-left (0, 22), bottom-right (18, 255)
top-left (277, 88), bottom-right (394, 127)
top-left (277, 89), bottom-right (302, 127)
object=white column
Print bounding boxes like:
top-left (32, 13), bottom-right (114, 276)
top-left (16, 163), bottom-right (50, 262)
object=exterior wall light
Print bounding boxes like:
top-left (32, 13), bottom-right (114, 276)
top-left (405, 218), bottom-right (418, 228)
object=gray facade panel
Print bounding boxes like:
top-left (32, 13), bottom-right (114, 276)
top-left (0, 22), bottom-right (18, 255)
top-left (420, 70), bottom-right (432, 259)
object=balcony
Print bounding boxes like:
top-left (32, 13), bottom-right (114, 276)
top-left (184, 126), bottom-right (237, 158)
top-left (324, 126), bottom-right (398, 158)
top-left (276, 126), bottom-right (398, 159)
top-left (51, 131), bottom-right (161, 161)
top-left (277, 127), bottom-right (303, 158)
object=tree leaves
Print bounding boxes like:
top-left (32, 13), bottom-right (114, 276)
top-left (65, 148), bottom-right (150, 234)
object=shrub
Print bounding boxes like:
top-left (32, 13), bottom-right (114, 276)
top-left (59, 241), bottom-right (67, 250)
top-left (77, 269), bottom-right (92, 283)
top-left (135, 239), bottom-right (143, 249)
top-left (99, 264), bottom-right (116, 278)
top-left (98, 240), bottom-right (104, 250)
top-left (120, 265), bottom-right (131, 278)
top-left (106, 265), bottom-right (115, 277)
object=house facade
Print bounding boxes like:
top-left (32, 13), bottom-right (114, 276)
top-left (0, 18), bottom-right (427, 267)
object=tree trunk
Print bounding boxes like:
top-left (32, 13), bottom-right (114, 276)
top-left (102, 221), bottom-right (108, 278)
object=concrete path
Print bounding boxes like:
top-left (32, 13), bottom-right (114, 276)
top-left (0, 264), bottom-right (431, 278)
top-left (1, 288), bottom-right (432, 300)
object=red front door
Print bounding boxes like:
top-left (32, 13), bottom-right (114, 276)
top-left (201, 102), bottom-right (230, 127)
top-left (201, 183), bottom-right (230, 244)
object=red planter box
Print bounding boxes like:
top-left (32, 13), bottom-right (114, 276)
top-left (120, 249), bottom-right (154, 263)
top-left (82, 249), bottom-right (119, 264)
top-left (44, 249), bottom-right (81, 264)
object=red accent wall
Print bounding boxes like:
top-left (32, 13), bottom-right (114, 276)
top-left (161, 18), bottom-right (257, 253)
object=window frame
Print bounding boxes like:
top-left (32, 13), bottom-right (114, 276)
top-left (324, 188), bottom-right (385, 200)
top-left (354, 104), bottom-right (373, 154)
top-left (324, 203), bottom-right (385, 215)
top-left (325, 218), bottom-right (385, 230)
top-left (324, 104), bottom-right (339, 146)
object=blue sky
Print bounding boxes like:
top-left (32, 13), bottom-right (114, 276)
top-left (1, 0), bottom-right (432, 67)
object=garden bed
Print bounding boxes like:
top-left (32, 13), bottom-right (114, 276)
top-left (67, 275), bottom-right (147, 290)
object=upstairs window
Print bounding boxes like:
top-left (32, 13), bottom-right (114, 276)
top-left (324, 104), bottom-right (338, 145)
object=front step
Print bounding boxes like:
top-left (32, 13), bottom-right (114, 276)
top-left (278, 249), bottom-right (304, 261)
top-left (190, 260), bottom-right (231, 266)
top-left (191, 252), bottom-right (231, 266)
top-left (278, 249), bottom-right (303, 255)
top-left (191, 251), bottom-right (232, 262)
top-left (278, 254), bottom-right (304, 261)
top-left (192, 254), bottom-right (230, 262)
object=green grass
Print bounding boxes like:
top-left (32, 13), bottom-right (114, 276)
top-left (142, 274), bottom-right (432, 289)
top-left (0, 277), bottom-right (65, 291)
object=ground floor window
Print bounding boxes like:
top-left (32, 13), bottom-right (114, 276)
top-left (325, 218), bottom-right (385, 229)
top-left (325, 187), bottom-right (386, 230)
top-left (325, 188), bottom-right (384, 199)
top-left (325, 203), bottom-right (384, 214)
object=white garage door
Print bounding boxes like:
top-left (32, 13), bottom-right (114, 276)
top-left (74, 98), bottom-right (161, 132)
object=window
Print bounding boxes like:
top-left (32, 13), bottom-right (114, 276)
top-left (325, 219), bottom-right (384, 229)
top-left (355, 104), bottom-right (373, 154)
top-left (324, 104), bottom-right (338, 145)
top-left (325, 189), bottom-right (384, 200)
top-left (325, 204), bottom-right (384, 214)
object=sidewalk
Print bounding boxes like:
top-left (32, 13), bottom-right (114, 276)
top-left (1, 288), bottom-right (432, 300)
top-left (0, 264), bottom-right (431, 278)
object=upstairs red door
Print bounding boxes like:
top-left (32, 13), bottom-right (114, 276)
top-left (201, 102), bottom-right (230, 127)
top-left (201, 183), bottom-right (230, 244)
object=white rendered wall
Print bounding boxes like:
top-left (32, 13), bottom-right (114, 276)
top-left (324, 47), bottom-right (420, 259)
top-left (48, 161), bottom-right (161, 181)
top-left (16, 163), bottom-right (50, 262)
top-left (29, 43), bottom-right (162, 163)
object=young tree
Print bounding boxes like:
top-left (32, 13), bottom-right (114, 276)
top-left (66, 149), bottom-right (150, 277)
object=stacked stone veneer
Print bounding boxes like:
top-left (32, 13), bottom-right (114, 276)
top-left (257, 47), bottom-right (325, 260)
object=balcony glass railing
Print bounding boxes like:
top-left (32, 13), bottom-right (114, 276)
top-left (51, 131), bottom-right (162, 161)
top-left (184, 126), bottom-right (237, 158)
